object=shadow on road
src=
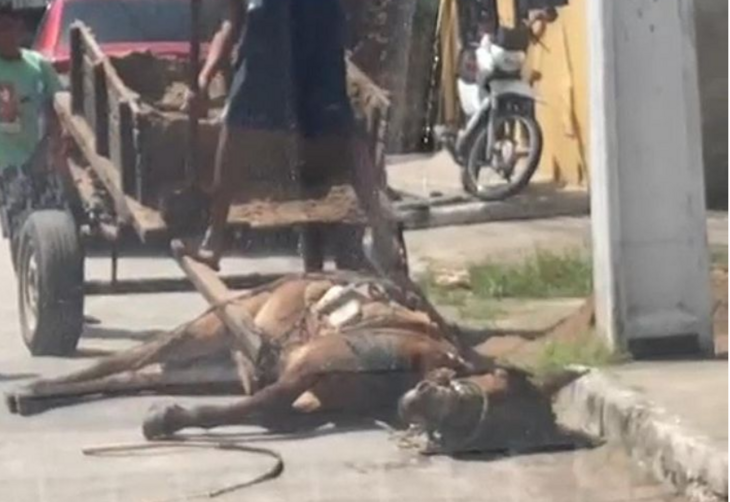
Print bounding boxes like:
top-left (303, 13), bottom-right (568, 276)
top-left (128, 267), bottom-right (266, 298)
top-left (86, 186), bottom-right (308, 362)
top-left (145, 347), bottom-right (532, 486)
top-left (449, 430), bottom-right (601, 463)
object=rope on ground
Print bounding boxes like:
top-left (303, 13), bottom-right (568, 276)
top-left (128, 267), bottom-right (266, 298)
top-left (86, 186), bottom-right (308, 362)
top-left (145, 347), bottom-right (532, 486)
top-left (82, 439), bottom-right (284, 501)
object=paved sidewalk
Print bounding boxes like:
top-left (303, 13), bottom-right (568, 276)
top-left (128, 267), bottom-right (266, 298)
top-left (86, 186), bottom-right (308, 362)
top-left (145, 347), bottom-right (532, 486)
top-left (610, 362), bottom-right (728, 450)
top-left (388, 153), bottom-right (591, 230)
top-left (404, 212), bottom-right (727, 275)
top-left (557, 363), bottom-right (728, 502)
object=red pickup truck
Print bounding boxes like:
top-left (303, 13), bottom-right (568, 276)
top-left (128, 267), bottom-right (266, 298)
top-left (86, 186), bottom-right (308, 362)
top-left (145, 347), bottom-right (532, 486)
top-left (33, 0), bottom-right (224, 72)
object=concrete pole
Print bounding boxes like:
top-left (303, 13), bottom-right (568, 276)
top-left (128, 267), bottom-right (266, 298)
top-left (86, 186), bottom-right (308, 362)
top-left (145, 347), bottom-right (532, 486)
top-left (588, 0), bottom-right (714, 356)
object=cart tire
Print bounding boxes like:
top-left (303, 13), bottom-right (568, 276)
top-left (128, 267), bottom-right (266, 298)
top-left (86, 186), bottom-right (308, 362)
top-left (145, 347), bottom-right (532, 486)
top-left (17, 210), bottom-right (84, 356)
top-left (10, 234), bottom-right (21, 272)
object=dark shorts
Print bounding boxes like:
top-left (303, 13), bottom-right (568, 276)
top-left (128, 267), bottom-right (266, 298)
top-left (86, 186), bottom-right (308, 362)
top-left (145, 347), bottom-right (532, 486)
top-left (225, 0), bottom-right (354, 138)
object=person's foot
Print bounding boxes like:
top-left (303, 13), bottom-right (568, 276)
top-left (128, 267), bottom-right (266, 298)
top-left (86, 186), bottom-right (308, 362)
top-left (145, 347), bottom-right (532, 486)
top-left (170, 238), bottom-right (221, 271)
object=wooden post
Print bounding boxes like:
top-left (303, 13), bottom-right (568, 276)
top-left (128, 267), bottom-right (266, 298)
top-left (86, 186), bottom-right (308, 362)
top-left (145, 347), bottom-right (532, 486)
top-left (93, 63), bottom-right (109, 156)
top-left (118, 101), bottom-right (136, 196)
top-left (69, 26), bottom-right (84, 116)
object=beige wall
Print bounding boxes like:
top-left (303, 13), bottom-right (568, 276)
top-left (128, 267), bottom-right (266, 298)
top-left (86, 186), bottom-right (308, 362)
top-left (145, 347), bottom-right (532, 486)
top-left (526, 0), bottom-right (590, 186)
top-left (497, 0), bottom-right (727, 207)
top-left (497, 0), bottom-right (590, 187)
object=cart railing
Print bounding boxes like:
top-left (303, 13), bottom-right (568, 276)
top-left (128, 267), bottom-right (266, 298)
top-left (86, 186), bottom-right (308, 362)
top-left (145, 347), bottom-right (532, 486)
top-left (68, 22), bottom-right (393, 201)
top-left (69, 23), bottom-right (142, 197)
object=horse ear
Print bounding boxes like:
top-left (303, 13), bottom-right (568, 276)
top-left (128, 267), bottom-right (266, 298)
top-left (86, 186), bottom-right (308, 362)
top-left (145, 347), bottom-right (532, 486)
top-left (426, 368), bottom-right (457, 385)
top-left (537, 368), bottom-right (589, 398)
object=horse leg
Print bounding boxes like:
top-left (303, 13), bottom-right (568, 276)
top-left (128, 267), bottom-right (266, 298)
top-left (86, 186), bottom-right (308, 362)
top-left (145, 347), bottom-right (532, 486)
top-left (8, 360), bottom-right (242, 416)
top-left (6, 312), bottom-right (231, 414)
top-left (142, 333), bottom-right (468, 439)
top-left (140, 338), bottom-right (357, 439)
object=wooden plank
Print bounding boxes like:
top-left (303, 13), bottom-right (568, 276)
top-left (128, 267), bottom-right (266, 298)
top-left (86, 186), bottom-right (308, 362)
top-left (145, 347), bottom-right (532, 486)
top-left (171, 240), bottom-right (263, 366)
top-left (66, 158), bottom-right (98, 206)
top-left (123, 197), bottom-right (167, 238)
top-left (227, 184), bottom-right (367, 228)
top-left (56, 93), bottom-right (167, 238)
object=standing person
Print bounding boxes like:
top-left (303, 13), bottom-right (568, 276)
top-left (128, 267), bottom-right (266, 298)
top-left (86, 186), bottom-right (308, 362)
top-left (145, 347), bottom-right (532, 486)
top-left (0, 2), bottom-right (62, 174)
top-left (184, 0), bottom-right (362, 271)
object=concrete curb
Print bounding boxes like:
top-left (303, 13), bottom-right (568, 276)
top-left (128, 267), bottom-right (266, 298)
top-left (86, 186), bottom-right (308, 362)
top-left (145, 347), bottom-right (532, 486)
top-left (556, 370), bottom-right (728, 502)
top-left (395, 194), bottom-right (590, 230)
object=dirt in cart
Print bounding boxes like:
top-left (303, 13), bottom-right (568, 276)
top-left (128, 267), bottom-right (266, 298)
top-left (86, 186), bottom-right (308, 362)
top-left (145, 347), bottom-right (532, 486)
top-left (106, 52), bottom-right (226, 199)
top-left (110, 51), bottom-right (227, 115)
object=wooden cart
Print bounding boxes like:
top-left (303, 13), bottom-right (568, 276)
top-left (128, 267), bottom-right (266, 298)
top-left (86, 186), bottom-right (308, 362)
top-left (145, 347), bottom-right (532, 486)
top-left (12, 22), bottom-right (403, 357)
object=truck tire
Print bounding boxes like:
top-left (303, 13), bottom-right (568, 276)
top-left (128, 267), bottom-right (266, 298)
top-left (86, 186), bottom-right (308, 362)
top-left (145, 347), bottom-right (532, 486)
top-left (17, 210), bottom-right (84, 356)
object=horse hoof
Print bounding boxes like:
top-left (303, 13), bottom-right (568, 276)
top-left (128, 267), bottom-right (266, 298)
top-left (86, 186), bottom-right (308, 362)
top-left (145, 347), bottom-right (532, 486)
top-left (5, 393), bottom-right (19, 414)
top-left (6, 391), bottom-right (50, 416)
top-left (143, 403), bottom-right (183, 440)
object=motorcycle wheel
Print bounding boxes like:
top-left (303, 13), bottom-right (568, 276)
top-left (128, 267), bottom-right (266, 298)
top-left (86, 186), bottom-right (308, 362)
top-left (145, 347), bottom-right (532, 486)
top-left (462, 111), bottom-right (543, 202)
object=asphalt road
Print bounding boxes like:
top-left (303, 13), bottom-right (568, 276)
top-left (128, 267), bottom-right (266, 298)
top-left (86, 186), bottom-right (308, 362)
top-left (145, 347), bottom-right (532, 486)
top-left (0, 239), bottom-right (686, 502)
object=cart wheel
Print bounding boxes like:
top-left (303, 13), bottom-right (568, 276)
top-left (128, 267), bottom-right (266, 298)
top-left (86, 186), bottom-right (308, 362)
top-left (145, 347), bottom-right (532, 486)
top-left (17, 210), bottom-right (84, 356)
top-left (9, 234), bottom-right (21, 272)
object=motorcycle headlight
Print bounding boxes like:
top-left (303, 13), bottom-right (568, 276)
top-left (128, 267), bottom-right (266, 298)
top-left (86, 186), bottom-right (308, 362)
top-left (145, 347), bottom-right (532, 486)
top-left (492, 48), bottom-right (526, 74)
top-left (458, 48), bottom-right (479, 83)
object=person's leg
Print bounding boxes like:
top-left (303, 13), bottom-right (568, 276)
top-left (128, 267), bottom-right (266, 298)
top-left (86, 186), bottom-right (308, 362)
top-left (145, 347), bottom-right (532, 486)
top-left (185, 127), bottom-right (301, 269)
top-left (183, 126), bottom-right (235, 270)
top-left (300, 223), bottom-right (326, 272)
top-left (333, 224), bottom-right (368, 272)
top-left (297, 134), bottom-right (352, 272)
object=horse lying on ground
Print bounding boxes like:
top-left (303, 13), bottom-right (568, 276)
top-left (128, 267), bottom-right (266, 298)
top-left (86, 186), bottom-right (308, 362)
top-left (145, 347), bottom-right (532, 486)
top-left (6, 272), bottom-right (581, 452)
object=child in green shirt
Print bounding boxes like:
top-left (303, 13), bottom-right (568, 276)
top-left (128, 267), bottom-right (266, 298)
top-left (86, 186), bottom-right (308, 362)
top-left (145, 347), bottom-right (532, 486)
top-left (0, 2), bottom-right (62, 172)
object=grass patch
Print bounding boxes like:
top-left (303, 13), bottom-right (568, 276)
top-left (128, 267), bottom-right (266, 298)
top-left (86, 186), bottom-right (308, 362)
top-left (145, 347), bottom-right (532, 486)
top-left (533, 332), bottom-right (627, 378)
top-left (712, 245), bottom-right (728, 269)
top-left (420, 249), bottom-right (592, 323)
top-left (468, 249), bottom-right (593, 299)
top-left (422, 249), bottom-right (593, 304)
top-left (420, 280), bottom-right (504, 321)
top-left (424, 245), bottom-right (724, 309)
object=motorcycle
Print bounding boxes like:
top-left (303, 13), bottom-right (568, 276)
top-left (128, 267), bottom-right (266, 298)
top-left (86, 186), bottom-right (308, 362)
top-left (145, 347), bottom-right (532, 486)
top-left (438, 26), bottom-right (543, 202)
